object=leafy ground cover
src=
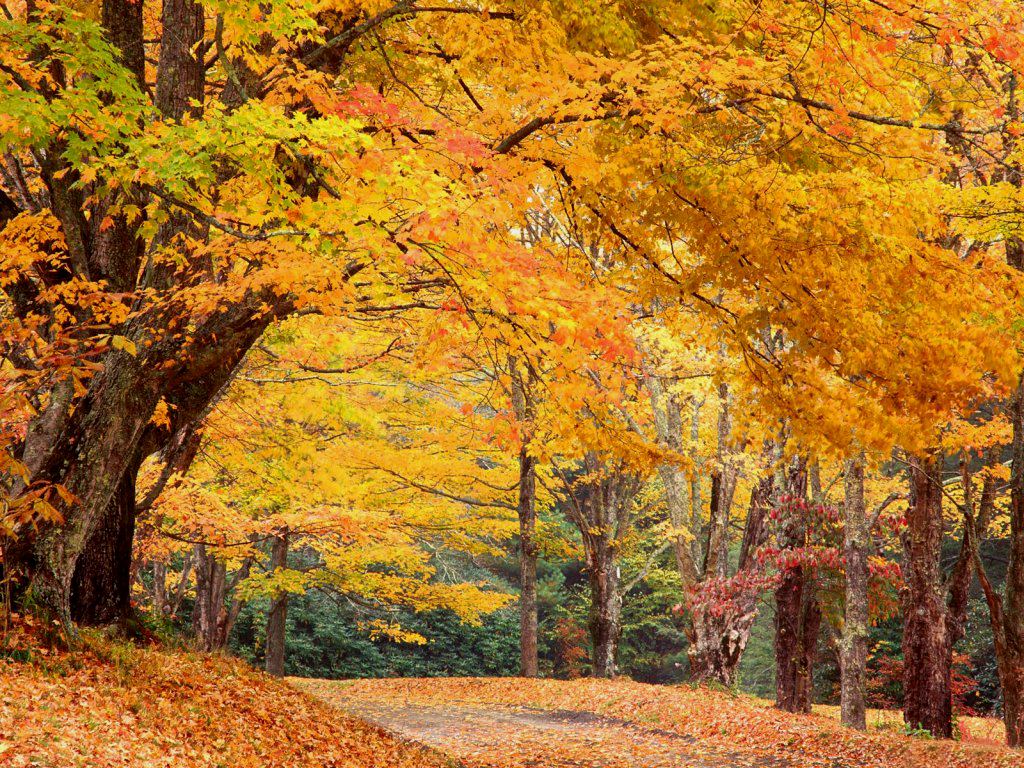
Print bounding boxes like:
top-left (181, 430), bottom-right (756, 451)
top-left (802, 703), bottom-right (1006, 746)
top-left (0, 617), bottom-right (448, 767)
top-left (301, 677), bottom-right (1022, 768)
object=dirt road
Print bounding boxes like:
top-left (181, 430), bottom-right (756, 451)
top-left (299, 686), bottom-right (788, 768)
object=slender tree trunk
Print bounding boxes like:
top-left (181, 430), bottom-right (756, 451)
top-left (775, 459), bottom-right (819, 714)
top-left (965, 227), bottom-right (1024, 747)
top-left (265, 529), bottom-right (290, 677)
top-left (586, 536), bottom-right (621, 679)
top-left (509, 355), bottom-right (540, 677)
top-left (517, 447), bottom-right (539, 678)
top-left (704, 383), bottom-right (736, 580)
top-left (153, 562), bottom-right (167, 618)
top-left (901, 454), bottom-right (953, 738)
top-left (1003, 379), bottom-right (1024, 746)
top-left (840, 453), bottom-right (869, 729)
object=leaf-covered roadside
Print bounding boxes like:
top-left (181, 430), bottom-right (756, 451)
top-left (310, 677), bottom-right (1022, 768)
top-left (0, 625), bottom-right (448, 767)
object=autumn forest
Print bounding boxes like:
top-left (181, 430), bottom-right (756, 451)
top-left (3, 0), bottom-right (1024, 765)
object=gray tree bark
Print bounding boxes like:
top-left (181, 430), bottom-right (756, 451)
top-left (839, 453), bottom-right (868, 729)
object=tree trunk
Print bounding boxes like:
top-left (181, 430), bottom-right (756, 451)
top-left (901, 454), bottom-right (953, 738)
top-left (686, 474), bottom-right (773, 686)
top-left (970, 395), bottom-right (1024, 747)
top-left (704, 383), bottom-right (736, 580)
top-left (966, 227), bottom-right (1024, 747)
top-left (192, 543), bottom-right (226, 651)
top-left (28, 361), bottom-right (164, 627)
top-left (1002, 667), bottom-right (1024, 748)
top-left (265, 529), bottom-right (290, 677)
top-left (192, 544), bottom-right (250, 651)
top-left (840, 453), bottom-right (869, 729)
top-left (997, 374), bottom-right (1024, 746)
top-left (562, 457), bottom-right (639, 680)
top-left (775, 565), bottom-right (821, 713)
top-left (775, 459), bottom-right (819, 714)
top-left (153, 562), bottom-right (167, 618)
top-left (517, 447), bottom-right (539, 678)
top-left (69, 453), bottom-right (141, 627)
top-left (587, 536), bottom-right (621, 679)
top-left (11, 0), bottom-right (220, 629)
top-left (687, 606), bottom-right (756, 687)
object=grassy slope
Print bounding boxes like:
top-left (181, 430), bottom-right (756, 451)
top-left (0, 620), bottom-right (447, 768)
top-left (317, 677), bottom-right (1023, 768)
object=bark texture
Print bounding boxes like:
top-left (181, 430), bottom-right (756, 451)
top-left (901, 454), bottom-right (953, 738)
top-left (562, 456), bottom-right (641, 678)
top-left (192, 544), bottom-right (250, 652)
top-left (265, 530), bottom-right (290, 677)
top-left (774, 460), bottom-right (820, 714)
top-left (839, 454), bottom-right (868, 730)
top-left (970, 381), bottom-right (1024, 747)
top-left (510, 359), bottom-right (539, 678)
top-left (587, 533), bottom-right (622, 679)
top-left (687, 476), bottom-right (773, 686)
top-left (69, 453), bottom-right (141, 627)
top-left (517, 447), bottom-right (539, 678)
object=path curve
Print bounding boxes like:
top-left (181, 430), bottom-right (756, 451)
top-left (307, 692), bottom-right (790, 768)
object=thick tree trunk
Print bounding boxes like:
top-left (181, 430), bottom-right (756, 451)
top-left (686, 475), bottom-right (773, 686)
top-left (840, 453), bottom-right (869, 729)
top-left (687, 606), bottom-right (756, 687)
top-left (13, 0), bottom-right (214, 629)
top-left (192, 544), bottom-right (250, 652)
top-left (69, 453), bottom-right (141, 627)
top-left (155, 0), bottom-right (205, 122)
top-left (1004, 667), bottom-right (1024, 748)
top-left (901, 454), bottom-right (953, 738)
top-left (587, 538), bottom-right (621, 679)
top-left (192, 543), bottom-right (226, 651)
top-left (28, 361), bottom-right (164, 627)
top-left (775, 565), bottom-right (821, 713)
top-left (265, 530), bottom-right (290, 677)
top-left (517, 447), bottom-right (539, 678)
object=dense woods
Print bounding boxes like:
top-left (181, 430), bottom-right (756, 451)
top-left (5, 0), bottom-right (1024, 757)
